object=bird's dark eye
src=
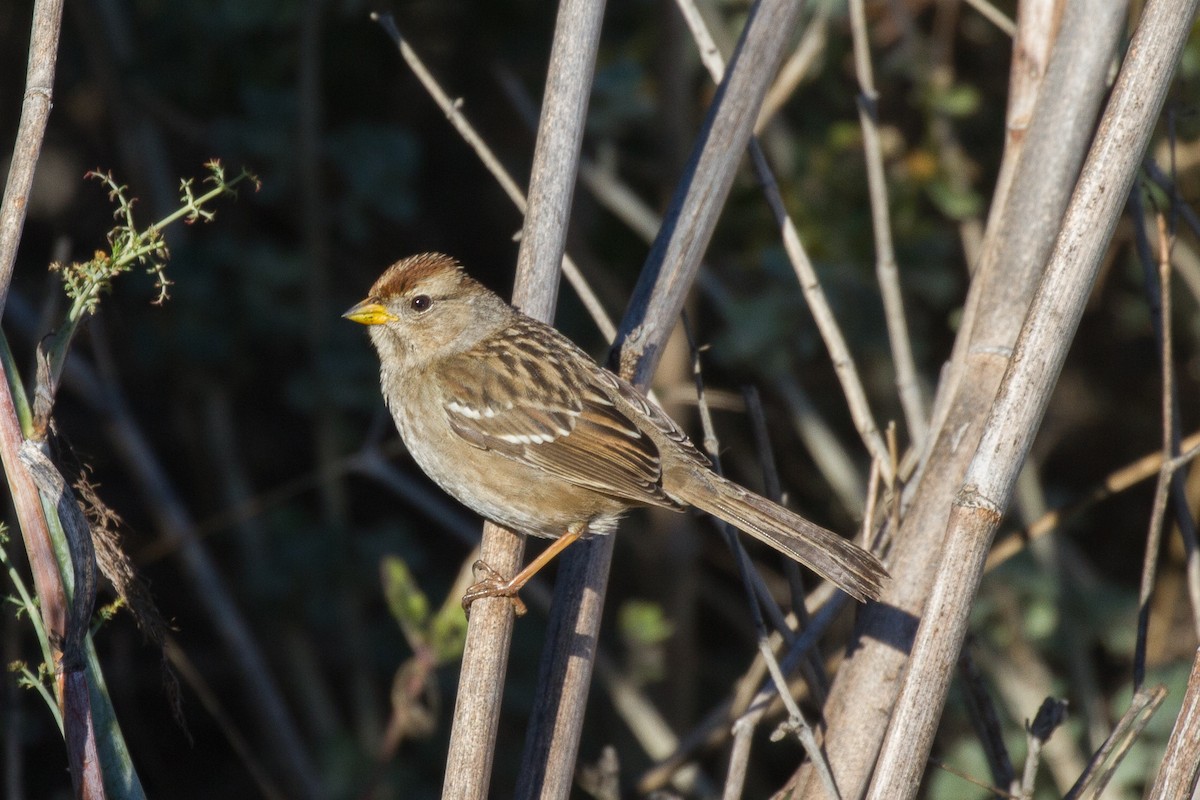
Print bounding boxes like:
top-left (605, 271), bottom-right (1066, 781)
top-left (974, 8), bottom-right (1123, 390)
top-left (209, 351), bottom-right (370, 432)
top-left (410, 295), bottom-right (432, 312)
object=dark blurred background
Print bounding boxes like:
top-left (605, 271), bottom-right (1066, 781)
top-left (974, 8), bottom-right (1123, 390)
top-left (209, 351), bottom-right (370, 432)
top-left (2, 1), bottom-right (1198, 798)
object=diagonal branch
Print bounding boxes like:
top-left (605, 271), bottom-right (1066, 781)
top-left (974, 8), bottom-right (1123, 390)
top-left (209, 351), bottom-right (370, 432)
top-left (520, 1), bottom-right (809, 798)
top-left (370, 13), bottom-right (616, 343)
top-left (618, 0), bottom-right (805, 386)
top-left (674, 0), bottom-right (891, 478)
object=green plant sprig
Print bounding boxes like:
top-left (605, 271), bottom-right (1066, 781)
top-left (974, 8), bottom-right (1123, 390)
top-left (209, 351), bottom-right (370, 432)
top-left (9, 660), bottom-right (62, 733)
top-left (0, 524), bottom-right (56, 722)
top-left (46, 160), bottom-right (259, 390)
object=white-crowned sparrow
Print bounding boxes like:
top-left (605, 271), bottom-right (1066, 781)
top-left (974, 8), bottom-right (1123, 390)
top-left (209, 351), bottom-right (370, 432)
top-left (345, 253), bottom-right (887, 610)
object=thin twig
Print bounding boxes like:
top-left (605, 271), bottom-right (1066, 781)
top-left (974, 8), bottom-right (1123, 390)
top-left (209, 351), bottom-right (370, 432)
top-left (957, 645), bottom-right (1015, 790)
top-left (927, 759), bottom-right (1019, 799)
top-left (987, 428), bottom-right (1200, 571)
top-left (1158, 208), bottom-right (1200, 639)
top-left (684, 320), bottom-right (791, 644)
top-left (1136, 452), bottom-right (1200, 689)
top-left (1021, 697), bottom-right (1068, 800)
top-left (963, 0), bottom-right (1017, 35)
top-left (1129, 188), bottom-right (1200, 615)
top-left (751, 143), bottom-right (892, 478)
top-left (675, 327), bottom-right (838, 800)
top-left (743, 386), bottom-right (830, 700)
top-left (726, 636), bottom-right (840, 800)
top-left (638, 584), bottom-right (853, 794)
top-left (846, 0), bottom-right (929, 449)
top-left (671, 0), bottom-right (893, 477)
top-left (861, 457), bottom-right (882, 550)
top-left (370, 13), bottom-right (616, 344)
top-left (725, 600), bottom-right (850, 800)
top-left (1135, 210), bottom-right (1174, 686)
top-left (755, 5), bottom-right (830, 132)
top-left (1133, 201), bottom-right (1200, 686)
top-left (1064, 685), bottom-right (1167, 800)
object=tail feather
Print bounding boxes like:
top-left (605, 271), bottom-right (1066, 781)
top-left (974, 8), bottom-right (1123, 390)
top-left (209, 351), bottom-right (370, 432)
top-left (676, 474), bottom-right (887, 601)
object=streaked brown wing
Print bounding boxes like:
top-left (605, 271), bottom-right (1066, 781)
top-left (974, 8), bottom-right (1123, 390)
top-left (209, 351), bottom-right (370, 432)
top-left (603, 369), bottom-right (710, 468)
top-left (437, 319), bottom-right (678, 508)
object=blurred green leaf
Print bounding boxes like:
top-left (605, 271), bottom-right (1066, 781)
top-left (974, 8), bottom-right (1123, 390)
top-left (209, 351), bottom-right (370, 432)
top-left (828, 120), bottom-right (863, 152)
top-left (428, 600), bottom-right (467, 665)
top-left (927, 179), bottom-right (984, 220)
top-left (617, 600), bottom-right (673, 686)
top-left (931, 84), bottom-right (982, 118)
top-left (617, 599), bottom-right (674, 646)
top-left (382, 556), bottom-right (431, 652)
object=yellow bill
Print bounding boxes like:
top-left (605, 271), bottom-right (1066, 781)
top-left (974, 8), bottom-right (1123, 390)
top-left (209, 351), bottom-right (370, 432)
top-left (342, 300), bottom-right (397, 326)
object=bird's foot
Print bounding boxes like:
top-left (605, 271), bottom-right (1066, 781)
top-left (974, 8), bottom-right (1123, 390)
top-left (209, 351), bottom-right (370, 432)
top-left (462, 560), bottom-right (528, 617)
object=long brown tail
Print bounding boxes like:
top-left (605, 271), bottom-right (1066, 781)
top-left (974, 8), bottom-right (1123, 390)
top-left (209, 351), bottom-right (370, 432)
top-left (674, 473), bottom-right (887, 601)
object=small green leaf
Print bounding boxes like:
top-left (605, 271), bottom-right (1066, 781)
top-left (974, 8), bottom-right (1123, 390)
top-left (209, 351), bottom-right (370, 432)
top-left (828, 121), bottom-right (863, 152)
top-left (931, 84), bottom-right (981, 118)
top-left (618, 600), bottom-right (674, 646)
top-left (427, 601), bottom-right (468, 665)
top-left (926, 179), bottom-right (983, 220)
top-left (381, 556), bottom-right (430, 651)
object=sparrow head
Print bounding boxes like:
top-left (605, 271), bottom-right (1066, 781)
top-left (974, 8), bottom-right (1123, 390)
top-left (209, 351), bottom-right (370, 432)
top-left (344, 253), bottom-right (512, 371)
